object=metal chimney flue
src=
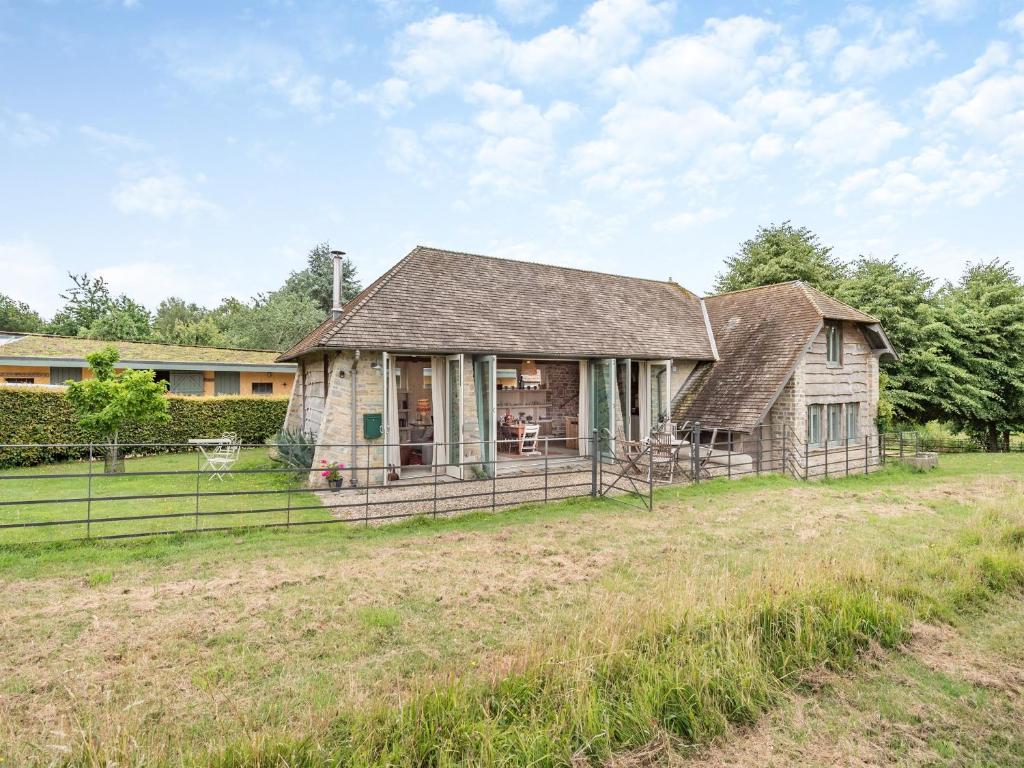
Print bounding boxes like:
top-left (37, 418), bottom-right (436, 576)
top-left (330, 249), bottom-right (346, 319)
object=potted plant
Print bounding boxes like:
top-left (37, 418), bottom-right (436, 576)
top-left (320, 459), bottom-right (346, 489)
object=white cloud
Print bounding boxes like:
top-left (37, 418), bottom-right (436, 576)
top-left (510, 0), bottom-right (673, 83)
top-left (923, 42), bottom-right (1024, 147)
top-left (156, 37), bottom-right (338, 115)
top-left (495, 0), bottom-right (554, 24)
top-left (654, 206), bottom-right (732, 232)
top-left (915, 0), bottom-right (975, 22)
top-left (833, 27), bottom-right (938, 82)
top-left (388, 0), bottom-right (674, 95)
top-left (357, 77), bottom-right (412, 116)
top-left (1004, 10), bottom-right (1024, 35)
top-left (465, 82), bottom-right (579, 191)
top-left (1, 110), bottom-right (57, 146)
top-left (390, 14), bottom-right (509, 94)
top-left (806, 25), bottom-right (840, 58)
top-left (835, 144), bottom-right (1010, 210)
top-left (604, 15), bottom-right (783, 104)
top-left (794, 92), bottom-right (908, 165)
top-left (112, 172), bottom-right (219, 218)
top-left (79, 125), bottom-right (150, 152)
top-left (0, 239), bottom-right (62, 314)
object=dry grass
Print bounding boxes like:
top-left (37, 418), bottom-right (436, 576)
top-left (1, 455), bottom-right (1022, 765)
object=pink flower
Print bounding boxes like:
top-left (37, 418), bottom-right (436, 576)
top-left (321, 471), bottom-right (330, 477)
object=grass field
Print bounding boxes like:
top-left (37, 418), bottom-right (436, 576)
top-left (1, 453), bottom-right (1023, 766)
top-left (0, 449), bottom-right (328, 544)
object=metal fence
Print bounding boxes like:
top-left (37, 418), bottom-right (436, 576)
top-left (0, 425), bottom-right (958, 545)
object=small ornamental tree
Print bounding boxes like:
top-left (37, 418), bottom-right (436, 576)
top-left (66, 347), bottom-right (170, 473)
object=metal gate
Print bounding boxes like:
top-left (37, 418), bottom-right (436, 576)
top-left (595, 429), bottom-right (653, 511)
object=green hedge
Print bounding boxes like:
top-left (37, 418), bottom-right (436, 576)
top-left (0, 386), bottom-right (289, 468)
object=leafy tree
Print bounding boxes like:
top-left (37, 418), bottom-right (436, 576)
top-left (79, 296), bottom-right (152, 341)
top-left (0, 293), bottom-right (44, 332)
top-left (160, 317), bottom-right (225, 347)
top-left (715, 222), bottom-right (847, 294)
top-left (65, 347), bottom-right (170, 473)
top-left (281, 241), bottom-right (361, 313)
top-left (837, 257), bottom-right (963, 426)
top-left (937, 261), bottom-right (1024, 450)
top-left (214, 292), bottom-right (323, 351)
top-left (48, 273), bottom-right (114, 336)
top-left (152, 297), bottom-right (208, 342)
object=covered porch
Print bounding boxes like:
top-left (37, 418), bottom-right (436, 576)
top-left (382, 353), bottom-right (682, 483)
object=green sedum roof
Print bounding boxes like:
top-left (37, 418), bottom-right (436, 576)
top-left (0, 333), bottom-right (291, 367)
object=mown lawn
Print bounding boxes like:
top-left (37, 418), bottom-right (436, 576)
top-left (0, 449), bottom-right (328, 544)
top-left (1, 454), bottom-right (1023, 766)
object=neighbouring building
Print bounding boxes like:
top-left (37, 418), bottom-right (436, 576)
top-left (0, 332), bottom-right (296, 397)
top-left (276, 246), bottom-right (896, 486)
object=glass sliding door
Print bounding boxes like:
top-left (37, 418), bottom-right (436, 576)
top-left (616, 358), bottom-right (631, 446)
top-left (649, 361), bottom-right (670, 431)
top-left (473, 355), bottom-right (497, 477)
top-left (446, 355), bottom-right (463, 476)
top-left (589, 358), bottom-right (616, 457)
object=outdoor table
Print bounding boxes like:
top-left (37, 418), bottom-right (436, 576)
top-left (188, 437), bottom-right (231, 471)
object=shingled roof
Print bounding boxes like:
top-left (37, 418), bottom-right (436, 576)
top-left (673, 281), bottom-right (889, 433)
top-left (280, 246), bottom-right (718, 361)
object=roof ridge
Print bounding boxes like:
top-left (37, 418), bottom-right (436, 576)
top-left (414, 244), bottom-right (684, 290)
top-left (796, 281), bottom-right (879, 323)
top-left (0, 330), bottom-right (282, 355)
top-left (704, 280), bottom-right (801, 300)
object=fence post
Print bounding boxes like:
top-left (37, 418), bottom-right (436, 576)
top-left (915, 432), bottom-right (920, 457)
top-left (727, 437), bottom-right (732, 480)
top-left (782, 429), bottom-right (787, 478)
top-left (364, 443), bottom-right (370, 526)
top-left (824, 439), bottom-right (829, 480)
top-left (880, 433), bottom-right (886, 465)
top-left (432, 451), bottom-right (438, 519)
top-left (693, 421), bottom-right (701, 484)
top-left (286, 481), bottom-right (292, 529)
top-left (86, 443), bottom-right (93, 539)
top-left (864, 434), bottom-right (869, 475)
top-left (194, 449), bottom-right (201, 530)
top-left (899, 431), bottom-right (905, 459)
top-left (845, 434), bottom-right (849, 477)
top-left (756, 425), bottom-right (762, 477)
top-left (544, 437), bottom-right (549, 504)
top-left (591, 429), bottom-right (599, 497)
top-left (649, 438), bottom-right (654, 511)
top-left (491, 439), bottom-right (496, 513)
top-left (804, 439), bottom-right (809, 481)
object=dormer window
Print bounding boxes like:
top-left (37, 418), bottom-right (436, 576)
top-left (825, 321), bottom-right (842, 367)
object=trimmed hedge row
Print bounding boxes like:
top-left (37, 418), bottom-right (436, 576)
top-left (0, 386), bottom-right (289, 468)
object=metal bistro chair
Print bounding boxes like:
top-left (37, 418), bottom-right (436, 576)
top-left (206, 435), bottom-right (241, 481)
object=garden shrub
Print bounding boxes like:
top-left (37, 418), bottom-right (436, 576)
top-left (0, 385), bottom-right (289, 467)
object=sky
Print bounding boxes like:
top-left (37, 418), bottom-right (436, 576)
top-left (1, 0), bottom-right (1023, 317)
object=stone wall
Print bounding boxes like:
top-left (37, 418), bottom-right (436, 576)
top-left (536, 361), bottom-right (578, 438)
top-left (309, 350), bottom-right (387, 486)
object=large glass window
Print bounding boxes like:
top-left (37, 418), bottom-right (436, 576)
top-left (846, 402), bottom-right (860, 443)
top-left (825, 322), bottom-right (842, 366)
top-left (827, 404), bottom-right (843, 445)
top-left (807, 404), bottom-right (823, 446)
top-left (649, 362), bottom-right (669, 429)
top-left (447, 356), bottom-right (461, 465)
top-left (50, 366), bottom-right (82, 384)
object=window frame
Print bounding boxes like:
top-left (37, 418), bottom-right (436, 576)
top-left (4, 377), bottom-right (35, 384)
top-left (826, 403), bottom-right (843, 446)
top-left (825, 321), bottom-right (843, 367)
top-left (807, 404), bottom-right (823, 447)
top-left (846, 402), bottom-right (860, 444)
top-left (251, 382), bottom-right (274, 395)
